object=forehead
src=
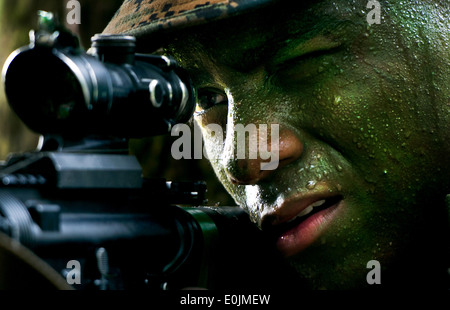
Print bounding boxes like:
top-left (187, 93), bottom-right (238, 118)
top-left (166, 0), bottom-right (348, 70)
top-left (162, 0), bottom-right (446, 85)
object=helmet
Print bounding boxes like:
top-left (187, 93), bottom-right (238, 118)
top-left (103, 0), bottom-right (275, 38)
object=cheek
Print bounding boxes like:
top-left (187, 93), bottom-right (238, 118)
top-left (196, 104), bottom-right (228, 128)
top-left (277, 44), bottom-right (433, 194)
top-left (194, 112), bottom-right (230, 185)
top-left (195, 106), bottom-right (227, 158)
top-left (195, 113), bottom-right (252, 209)
top-left (318, 61), bottom-right (442, 200)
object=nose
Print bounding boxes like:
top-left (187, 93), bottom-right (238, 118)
top-left (225, 126), bottom-right (303, 185)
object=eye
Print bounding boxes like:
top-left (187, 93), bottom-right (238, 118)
top-left (269, 49), bottom-right (339, 86)
top-left (196, 88), bottom-right (228, 111)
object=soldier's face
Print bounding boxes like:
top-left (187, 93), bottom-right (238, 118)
top-left (166, 0), bottom-right (450, 289)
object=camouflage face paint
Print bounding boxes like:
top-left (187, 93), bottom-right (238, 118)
top-left (130, 0), bottom-right (450, 289)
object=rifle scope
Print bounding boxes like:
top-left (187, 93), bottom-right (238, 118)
top-left (2, 21), bottom-right (195, 138)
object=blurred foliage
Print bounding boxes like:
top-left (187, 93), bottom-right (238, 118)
top-left (0, 0), bottom-right (124, 158)
top-left (0, 0), bottom-right (234, 206)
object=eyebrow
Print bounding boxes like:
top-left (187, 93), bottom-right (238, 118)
top-left (219, 18), bottom-right (354, 73)
top-left (185, 66), bottom-right (214, 88)
top-left (172, 10), bottom-right (355, 86)
top-left (269, 27), bottom-right (346, 70)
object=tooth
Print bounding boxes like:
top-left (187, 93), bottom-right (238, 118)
top-left (287, 206), bottom-right (313, 223)
top-left (311, 200), bottom-right (326, 208)
top-left (297, 205), bottom-right (314, 217)
top-left (287, 200), bottom-right (328, 224)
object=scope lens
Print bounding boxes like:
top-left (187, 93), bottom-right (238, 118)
top-left (4, 48), bottom-right (86, 135)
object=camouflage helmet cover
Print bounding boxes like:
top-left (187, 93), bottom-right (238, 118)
top-left (103, 0), bottom-right (275, 37)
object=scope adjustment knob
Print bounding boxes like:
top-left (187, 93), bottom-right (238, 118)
top-left (149, 79), bottom-right (166, 108)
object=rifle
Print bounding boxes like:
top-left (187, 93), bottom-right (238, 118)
top-left (0, 11), bottom-right (298, 290)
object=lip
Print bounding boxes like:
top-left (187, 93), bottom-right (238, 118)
top-left (261, 190), bottom-right (344, 257)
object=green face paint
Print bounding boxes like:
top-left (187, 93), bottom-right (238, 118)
top-left (164, 0), bottom-right (450, 289)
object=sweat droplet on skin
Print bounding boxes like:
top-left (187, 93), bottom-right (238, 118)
top-left (334, 96), bottom-right (342, 106)
top-left (307, 180), bottom-right (317, 190)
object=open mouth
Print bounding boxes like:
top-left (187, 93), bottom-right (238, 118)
top-left (266, 195), bottom-right (344, 257)
top-left (277, 196), bottom-right (342, 233)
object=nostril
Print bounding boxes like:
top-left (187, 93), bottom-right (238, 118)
top-left (227, 165), bottom-right (263, 185)
top-left (229, 175), bottom-right (242, 185)
top-left (227, 164), bottom-right (277, 185)
top-left (228, 176), bottom-right (261, 186)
